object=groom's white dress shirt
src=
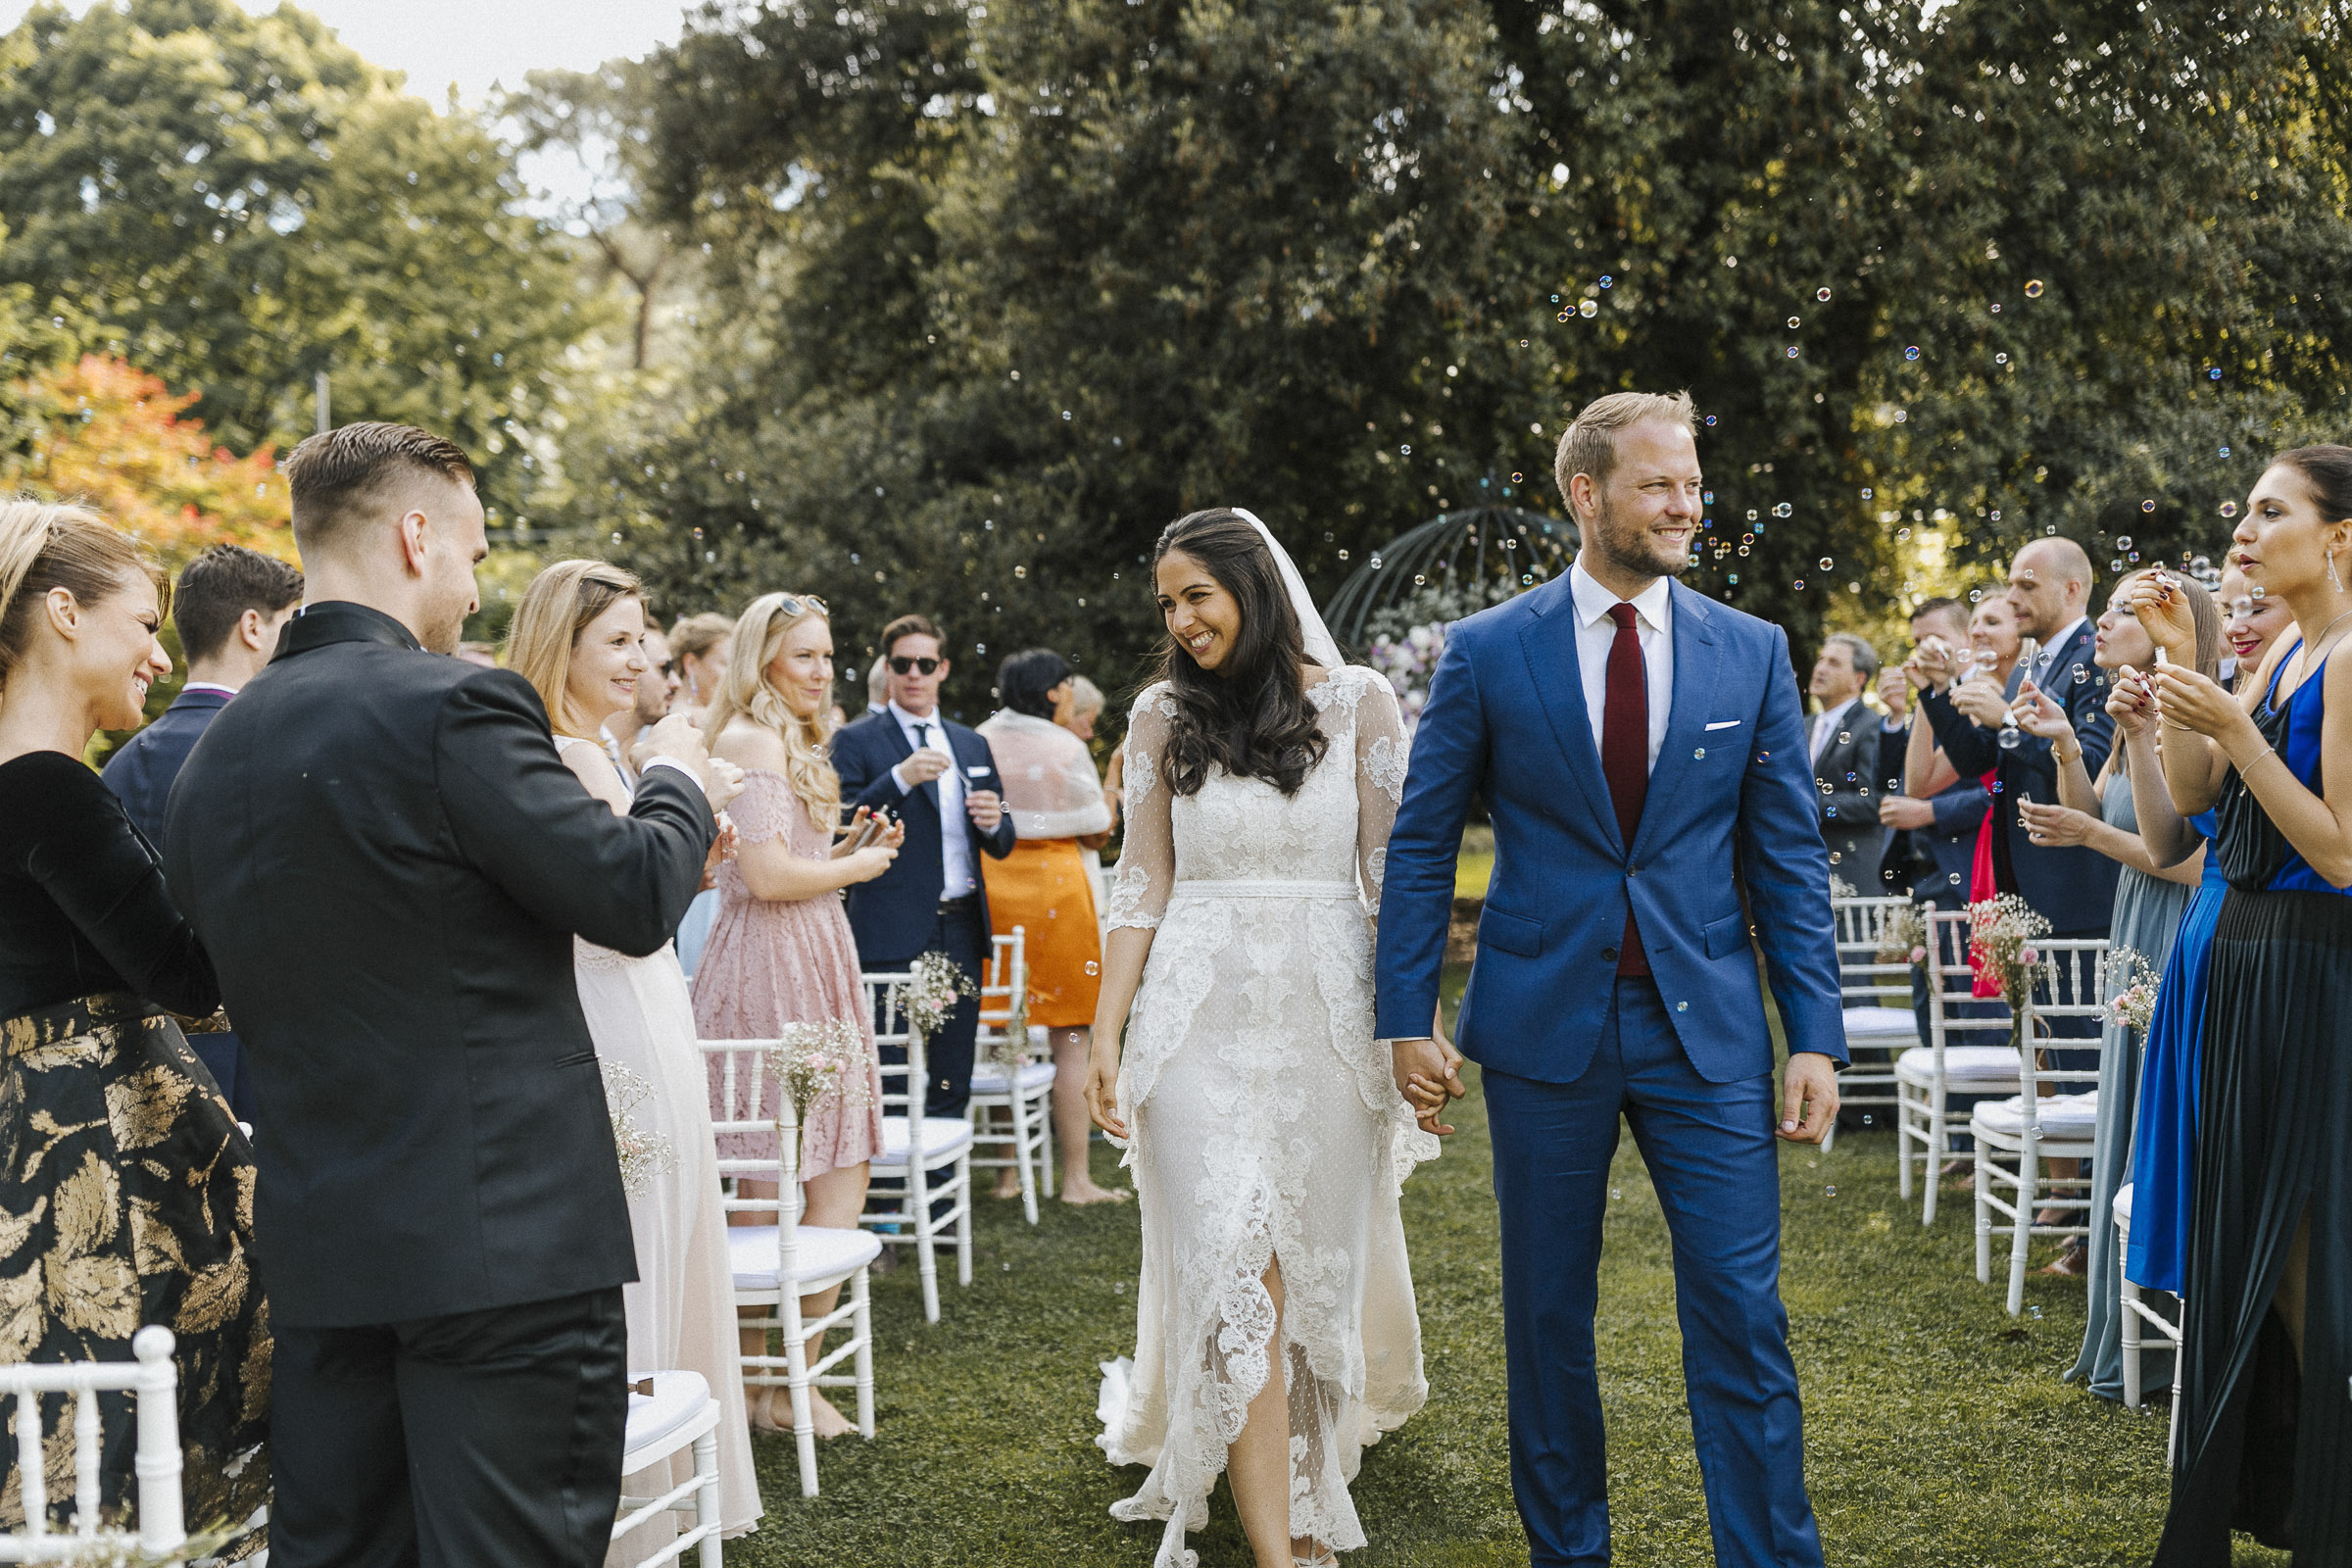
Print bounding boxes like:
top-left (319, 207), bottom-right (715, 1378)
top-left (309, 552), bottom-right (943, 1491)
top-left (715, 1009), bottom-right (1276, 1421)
top-left (1568, 562), bottom-right (1673, 772)
top-left (886, 700), bottom-right (977, 900)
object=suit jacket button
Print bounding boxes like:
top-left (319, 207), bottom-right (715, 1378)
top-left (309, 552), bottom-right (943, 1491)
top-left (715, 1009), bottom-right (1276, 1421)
top-left (1601, 947), bottom-right (1618, 961)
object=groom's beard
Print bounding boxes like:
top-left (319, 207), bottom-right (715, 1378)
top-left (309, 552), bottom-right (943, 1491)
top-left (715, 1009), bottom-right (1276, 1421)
top-left (1590, 496), bottom-right (1693, 583)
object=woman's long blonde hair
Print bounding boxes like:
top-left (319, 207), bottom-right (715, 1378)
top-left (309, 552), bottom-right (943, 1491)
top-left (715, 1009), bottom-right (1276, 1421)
top-left (505, 559), bottom-right (645, 736)
top-left (704, 591), bottom-right (840, 829)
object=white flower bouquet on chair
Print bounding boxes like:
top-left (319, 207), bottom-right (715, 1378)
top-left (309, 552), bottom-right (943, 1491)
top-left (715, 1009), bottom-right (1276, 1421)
top-left (600, 1058), bottom-right (676, 1199)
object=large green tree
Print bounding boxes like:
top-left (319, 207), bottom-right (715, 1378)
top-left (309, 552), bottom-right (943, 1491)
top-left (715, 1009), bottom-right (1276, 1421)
top-left (562, 0), bottom-right (2352, 687)
top-left (0, 0), bottom-right (611, 518)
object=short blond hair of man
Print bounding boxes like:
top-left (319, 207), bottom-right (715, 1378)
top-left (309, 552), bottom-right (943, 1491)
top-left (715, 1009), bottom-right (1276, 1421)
top-left (1552, 391), bottom-right (1699, 523)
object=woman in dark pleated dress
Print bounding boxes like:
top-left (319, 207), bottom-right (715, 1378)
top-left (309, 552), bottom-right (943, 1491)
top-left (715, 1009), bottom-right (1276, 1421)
top-left (0, 501), bottom-right (269, 1545)
top-left (2142, 446), bottom-right (2352, 1564)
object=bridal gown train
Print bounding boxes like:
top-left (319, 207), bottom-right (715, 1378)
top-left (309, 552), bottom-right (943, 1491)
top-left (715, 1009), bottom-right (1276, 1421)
top-left (1097, 666), bottom-right (1438, 1567)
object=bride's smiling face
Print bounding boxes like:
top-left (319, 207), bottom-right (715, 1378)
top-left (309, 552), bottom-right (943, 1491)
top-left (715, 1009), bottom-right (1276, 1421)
top-left (564, 595), bottom-right (648, 731)
top-left (1156, 547), bottom-right (1243, 673)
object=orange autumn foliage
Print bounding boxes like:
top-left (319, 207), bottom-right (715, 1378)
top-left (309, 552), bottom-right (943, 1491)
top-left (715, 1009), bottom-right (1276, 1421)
top-left (5, 356), bottom-right (295, 566)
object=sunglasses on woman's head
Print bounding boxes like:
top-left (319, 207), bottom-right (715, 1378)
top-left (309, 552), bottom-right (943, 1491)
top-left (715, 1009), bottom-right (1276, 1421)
top-left (769, 593), bottom-right (828, 621)
top-left (889, 656), bottom-right (941, 675)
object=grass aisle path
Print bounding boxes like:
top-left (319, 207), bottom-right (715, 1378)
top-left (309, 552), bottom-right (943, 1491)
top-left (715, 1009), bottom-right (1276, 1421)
top-left (726, 1067), bottom-right (2263, 1566)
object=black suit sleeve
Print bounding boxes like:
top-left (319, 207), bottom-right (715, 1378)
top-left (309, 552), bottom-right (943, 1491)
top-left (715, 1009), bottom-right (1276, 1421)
top-left (1920, 685), bottom-right (1998, 775)
top-left (969, 735), bottom-right (1016, 860)
top-left (26, 761), bottom-right (219, 1016)
top-left (433, 670), bottom-right (715, 957)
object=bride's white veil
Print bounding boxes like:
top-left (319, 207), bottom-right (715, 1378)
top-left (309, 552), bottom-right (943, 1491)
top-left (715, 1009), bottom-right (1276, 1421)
top-left (1229, 507), bottom-right (1347, 668)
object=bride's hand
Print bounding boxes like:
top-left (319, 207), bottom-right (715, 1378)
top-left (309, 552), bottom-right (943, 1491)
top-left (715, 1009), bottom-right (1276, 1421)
top-left (1084, 1031), bottom-right (1127, 1139)
top-left (1393, 1033), bottom-right (1463, 1137)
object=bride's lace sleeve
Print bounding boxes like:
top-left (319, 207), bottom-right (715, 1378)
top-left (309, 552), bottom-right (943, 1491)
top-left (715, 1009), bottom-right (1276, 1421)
top-left (1104, 684), bottom-right (1178, 931)
top-left (1354, 669), bottom-right (1409, 910)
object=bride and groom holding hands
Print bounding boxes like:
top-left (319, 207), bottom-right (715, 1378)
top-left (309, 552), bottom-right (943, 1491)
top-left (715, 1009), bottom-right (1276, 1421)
top-left (165, 387), bottom-right (1844, 1568)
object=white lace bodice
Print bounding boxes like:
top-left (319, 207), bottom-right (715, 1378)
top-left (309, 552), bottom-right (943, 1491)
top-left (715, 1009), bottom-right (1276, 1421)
top-left (1105, 665), bottom-right (1406, 927)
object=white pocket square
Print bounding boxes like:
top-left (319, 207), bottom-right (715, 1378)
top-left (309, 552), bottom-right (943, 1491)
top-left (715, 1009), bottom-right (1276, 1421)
top-left (1703, 719), bottom-right (1742, 731)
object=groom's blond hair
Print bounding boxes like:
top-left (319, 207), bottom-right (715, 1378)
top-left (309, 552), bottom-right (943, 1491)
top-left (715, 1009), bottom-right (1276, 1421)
top-left (1554, 391), bottom-right (1698, 520)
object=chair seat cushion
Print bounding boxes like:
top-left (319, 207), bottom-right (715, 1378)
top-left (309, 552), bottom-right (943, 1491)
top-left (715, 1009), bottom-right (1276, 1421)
top-left (1972, 1090), bottom-right (2099, 1140)
top-left (728, 1223), bottom-right (884, 1292)
top-left (1895, 1044), bottom-right (2022, 1089)
top-left (968, 1060), bottom-right (1057, 1096)
top-left (869, 1115), bottom-right (976, 1170)
top-left (624, 1370), bottom-right (710, 1452)
top-left (1842, 1005), bottom-right (1918, 1047)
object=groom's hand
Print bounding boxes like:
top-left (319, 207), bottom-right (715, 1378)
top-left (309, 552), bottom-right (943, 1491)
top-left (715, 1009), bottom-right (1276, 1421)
top-left (1392, 1037), bottom-right (1464, 1137)
top-left (1777, 1052), bottom-right (1839, 1144)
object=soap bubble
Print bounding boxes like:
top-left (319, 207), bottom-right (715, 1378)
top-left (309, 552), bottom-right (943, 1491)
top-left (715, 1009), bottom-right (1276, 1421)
top-left (2141, 499), bottom-right (2157, 513)
top-left (2221, 445), bottom-right (2231, 457)
top-left (1511, 471), bottom-right (1524, 482)
top-left (2024, 279), bottom-right (2045, 298)
top-left (1746, 509), bottom-right (1759, 521)
top-left (2220, 502), bottom-right (2239, 518)
top-left (1599, 274), bottom-right (1613, 287)
top-left (1703, 414), bottom-right (1718, 426)
top-left (1788, 316), bottom-right (1801, 329)
top-left (1825, 1185), bottom-right (1838, 1197)
top-left (2208, 368), bottom-right (2223, 380)
top-left (1579, 299), bottom-right (1598, 318)
top-left (2073, 664), bottom-right (2088, 684)
top-left (1787, 346), bottom-right (1800, 358)
top-left (1994, 353), bottom-right (2009, 365)
top-left (1794, 578), bottom-right (1806, 590)
top-left (1558, 311), bottom-right (1572, 322)
top-left (1816, 287), bottom-right (1833, 302)
top-left (1820, 558), bottom-right (1834, 570)
top-left (1773, 502), bottom-right (1793, 517)
top-left (1998, 728), bottom-right (2022, 751)
top-left (2111, 558), bottom-right (2125, 570)
top-left (1904, 345), bottom-right (1920, 361)
top-left (1084, 959), bottom-right (1100, 975)
top-left (1728, 573), bottom-right (1739, 584)
top-left (2117, 535), bottom-right (2133, 550)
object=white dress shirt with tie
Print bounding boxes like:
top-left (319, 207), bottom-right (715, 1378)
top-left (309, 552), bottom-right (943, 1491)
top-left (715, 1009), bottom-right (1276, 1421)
top-left (886, 700), bottom-right (977, 900)
top-left (1809, 696), bottom-right (1861, 765)
top-left (1567, 562), bottom-right (1674, 772)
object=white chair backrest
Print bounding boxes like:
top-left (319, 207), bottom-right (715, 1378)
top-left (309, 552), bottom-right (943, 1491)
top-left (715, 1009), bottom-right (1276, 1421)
top-left (2020, 937), bottom-right (2109, 1098)
top-left (860, 970), bottom-right (926, 1124)
top-left (975, 929), bottom-right (1030, 1063)
top-left (1829, 895), bottom-right (1917, 1008)
top-left (702, 1038), bottom-right (807, 1292)
top-left (1922, 908), bottom-right (2015, 1050)
top-left (0, 1324), bottom-right (184, 1552)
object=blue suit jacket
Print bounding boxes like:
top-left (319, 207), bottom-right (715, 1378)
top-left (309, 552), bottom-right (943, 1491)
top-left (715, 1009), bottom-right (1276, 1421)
top-left (1918, 618), bottom-right (2117, 935)
top-left (829, 710), bottom-right (1016, 964)
top-left (102, 686), bottom-right (231, 846)
top-left (1375, 576), bottom-right (1848, 1084)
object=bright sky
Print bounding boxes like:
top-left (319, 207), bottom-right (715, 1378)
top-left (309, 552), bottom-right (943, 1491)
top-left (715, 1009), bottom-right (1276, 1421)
top-left (2, 0), bottom-right (699, 204)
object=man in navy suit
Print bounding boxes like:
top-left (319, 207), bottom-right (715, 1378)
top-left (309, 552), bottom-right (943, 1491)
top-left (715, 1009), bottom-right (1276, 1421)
top-left (829, 613), bottom-right (1015, 1117)
top-left (1378, 392), bottom-right (1843, 1568)
top-left (104, 543), bottom-right (303, 1119)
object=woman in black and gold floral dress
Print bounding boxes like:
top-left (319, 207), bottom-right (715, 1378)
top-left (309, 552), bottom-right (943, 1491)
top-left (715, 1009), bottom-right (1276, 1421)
top-left (0, 499), bottom-right (269, 1544)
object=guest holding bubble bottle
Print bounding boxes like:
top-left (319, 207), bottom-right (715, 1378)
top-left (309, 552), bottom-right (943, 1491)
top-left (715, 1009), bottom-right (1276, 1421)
top-left (2142, 448), bottom-right (2352, 1564)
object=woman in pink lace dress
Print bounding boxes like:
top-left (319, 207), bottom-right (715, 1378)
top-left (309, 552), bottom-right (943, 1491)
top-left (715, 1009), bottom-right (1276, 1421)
top-left (693, 590), bottom-right (900, 1438)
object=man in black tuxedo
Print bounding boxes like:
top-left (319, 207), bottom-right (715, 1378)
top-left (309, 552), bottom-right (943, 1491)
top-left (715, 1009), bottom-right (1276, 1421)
top-left (829, 613), bottom-right (1015, 1117)
top-left (166, 422), bottom-right (723, 1568)
top-left (104, 544), bottom-right (302, 1119)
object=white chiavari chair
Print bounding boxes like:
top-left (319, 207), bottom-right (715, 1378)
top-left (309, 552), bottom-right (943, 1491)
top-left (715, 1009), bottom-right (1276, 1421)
top-left (858, 972), bottom-right (975, 1323)
top-left (1894, 907), bottom-right (2021, 1224)
top-left (966, 928), bottom-right (1057, 1224)
top-left (611, 1370), bottom-right (724, 1565)
top-left (2112, 1181), bottom-right (2186, 1463)
top-left (0, 1325), bottom-right (183, 1562)
top-left (1825, 894), bottom-right (1922, 1154)
top-left (1973, 937), bottom-right (2107, 1314)
top-left (702, 1037), bottom-right (880, 1496)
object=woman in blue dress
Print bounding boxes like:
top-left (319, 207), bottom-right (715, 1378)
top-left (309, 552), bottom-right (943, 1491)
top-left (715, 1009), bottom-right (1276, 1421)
top-left (2142, 445), bottom-right (2352, 1563)
top-left (2122, 571), bottom-right (2293, 1299)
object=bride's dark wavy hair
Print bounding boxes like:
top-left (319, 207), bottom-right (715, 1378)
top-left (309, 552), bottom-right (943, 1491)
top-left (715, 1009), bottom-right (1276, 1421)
top-left (1148, 509), bottom-right (1329, 797)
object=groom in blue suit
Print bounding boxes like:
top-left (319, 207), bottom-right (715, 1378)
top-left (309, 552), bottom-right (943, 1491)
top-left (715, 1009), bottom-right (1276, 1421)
top-left (1376, 392), bottom-right (1845, 1567)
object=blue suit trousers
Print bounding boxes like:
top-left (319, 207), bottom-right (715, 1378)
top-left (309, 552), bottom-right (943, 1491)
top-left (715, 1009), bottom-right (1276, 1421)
top-left (1485, 976), bottom-right (1824, 1568)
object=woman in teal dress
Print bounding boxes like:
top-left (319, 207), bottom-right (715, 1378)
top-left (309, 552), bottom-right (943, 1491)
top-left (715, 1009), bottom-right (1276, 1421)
top-left (2143, 446), bottom-right (2352, 1563)
top-left (2014, 568), bottom-right (2217, 1398)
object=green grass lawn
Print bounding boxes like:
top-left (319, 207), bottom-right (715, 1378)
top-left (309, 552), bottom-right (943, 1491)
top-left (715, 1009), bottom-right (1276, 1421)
top-left (727, 982), bottom-right (2275, 1567)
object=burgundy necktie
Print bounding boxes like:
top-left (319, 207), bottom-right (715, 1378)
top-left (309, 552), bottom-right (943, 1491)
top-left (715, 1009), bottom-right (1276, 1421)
top-left (1601, 603), bottom-right (1650, 975)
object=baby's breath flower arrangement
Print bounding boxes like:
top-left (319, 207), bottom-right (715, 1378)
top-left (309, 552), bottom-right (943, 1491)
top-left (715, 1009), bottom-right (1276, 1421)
top-left (768, 1018), bottom-right (874, 1134)
top-left (600, 1058), bottom-right (675, 1198)
top-left (2106, 947), bottom-right (2162, 1036)
top-left (1880, 901), bottom-right (1931, 967)
top-left (1965, 893), bottom-right (2051, 1009)
top-left (893, 951), bottom-right (972, 1042)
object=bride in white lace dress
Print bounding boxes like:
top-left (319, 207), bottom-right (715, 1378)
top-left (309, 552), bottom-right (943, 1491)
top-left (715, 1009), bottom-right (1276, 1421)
top-left (1087, 510), bottom-right (1439, 1568)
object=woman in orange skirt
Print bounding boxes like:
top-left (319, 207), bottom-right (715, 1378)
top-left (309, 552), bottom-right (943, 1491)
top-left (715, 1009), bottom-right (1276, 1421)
top-left (979, 650), bottom-right (1126, 1203)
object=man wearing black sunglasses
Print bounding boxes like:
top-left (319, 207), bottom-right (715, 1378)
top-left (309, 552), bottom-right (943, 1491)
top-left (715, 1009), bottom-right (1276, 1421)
top-left (831, 612), bottom-right (1016, 1119)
